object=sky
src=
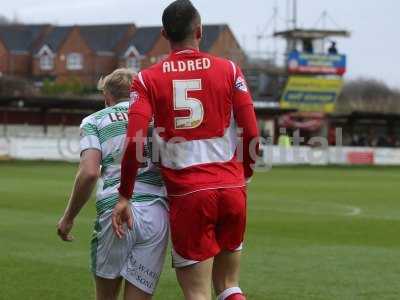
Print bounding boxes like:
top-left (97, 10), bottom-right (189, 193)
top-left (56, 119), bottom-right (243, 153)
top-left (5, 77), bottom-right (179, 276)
top-left (2, 0), bottom-right (400, 88)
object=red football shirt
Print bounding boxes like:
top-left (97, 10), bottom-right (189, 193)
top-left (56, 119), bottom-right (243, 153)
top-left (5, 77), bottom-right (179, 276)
top-left (119, 49), bottom-right (259, 197)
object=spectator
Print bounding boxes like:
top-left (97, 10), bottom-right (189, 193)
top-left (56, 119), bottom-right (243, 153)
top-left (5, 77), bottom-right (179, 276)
top-left (328, 127), bottom-right (337, 145)
top-left (303, 39), bottom-right (313, 53)
top-left (377, 136), bottom-right (389, 147)
top-left (351, 133), bottom-right (360, 146)
top-left (328, 41), bottom-right (338, 55)
top-left (387, 134), bottom-right (398, 147)
top-left (278, 133), bottom-right (291, 147)
top-left (261, 128), bottom-right (273, 144)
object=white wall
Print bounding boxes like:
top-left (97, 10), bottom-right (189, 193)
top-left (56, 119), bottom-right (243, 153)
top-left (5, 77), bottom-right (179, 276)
top-left (1, 136), bottom-right (400, 165)
top-left (260, 145), bottom-right (400, 166)
top-left (0, 137), bottom-right (80, 162)
top-left (0, 125), bottom-right (79, 138)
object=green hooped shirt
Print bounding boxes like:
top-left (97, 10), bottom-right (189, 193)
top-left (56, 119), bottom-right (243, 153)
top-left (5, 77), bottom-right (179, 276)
top-left (79, 101), bottom-right (166, 216)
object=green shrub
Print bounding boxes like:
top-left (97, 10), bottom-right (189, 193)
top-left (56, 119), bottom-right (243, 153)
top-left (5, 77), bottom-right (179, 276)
top-left (41, 77), bottom-right (95, 96)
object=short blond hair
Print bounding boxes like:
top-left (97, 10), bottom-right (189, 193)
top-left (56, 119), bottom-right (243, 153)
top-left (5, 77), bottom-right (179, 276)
top-left (98, 68), bottom-right (135, 101)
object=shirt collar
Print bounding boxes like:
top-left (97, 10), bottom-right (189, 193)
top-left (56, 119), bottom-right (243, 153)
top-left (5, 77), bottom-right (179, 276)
top-left (114, 100), bottom-right (129, 107)
top-left (172, 47), bottom-right (199, 55)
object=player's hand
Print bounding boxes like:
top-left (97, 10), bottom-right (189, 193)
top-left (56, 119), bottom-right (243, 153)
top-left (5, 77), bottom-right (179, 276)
top-left (245, 177), bottom-right (252, 188)
top-left (57, 216), bottom-right (74, 242)
top-left (112, 195), bottom-right (133, 239)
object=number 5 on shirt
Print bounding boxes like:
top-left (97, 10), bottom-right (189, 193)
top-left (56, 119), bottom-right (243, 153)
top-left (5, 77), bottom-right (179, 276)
top-left (173, 79), bottom-right (204, 129)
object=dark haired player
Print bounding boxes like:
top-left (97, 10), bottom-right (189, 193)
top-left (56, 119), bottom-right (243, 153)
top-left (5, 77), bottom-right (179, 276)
top-left (112, 1), bottom-right (259, 299)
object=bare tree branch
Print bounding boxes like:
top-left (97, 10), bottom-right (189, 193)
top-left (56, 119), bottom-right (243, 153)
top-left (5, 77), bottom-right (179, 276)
top-left (337, 78), bottom-right (400, 114)
top-left (0, 15), bottom-right (10, 25)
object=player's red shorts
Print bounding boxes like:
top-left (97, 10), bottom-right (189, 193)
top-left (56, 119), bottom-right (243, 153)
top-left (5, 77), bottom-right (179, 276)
top-left (169, 186), bottom-right (247, 263)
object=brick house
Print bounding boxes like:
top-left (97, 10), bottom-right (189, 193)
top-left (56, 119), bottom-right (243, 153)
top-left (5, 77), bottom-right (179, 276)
top-left (119, 24), bottom-right (246, 72)
top-left (201, 24), bottom-right (246, 66)
top-left (0, 24), bottom-right (50, 77)
top-left (0, 23), bottom-right (246, 85)
top-left (118, 26), bottom-right (169, 71)
top-left (33, 24), bottom-right (136, 84)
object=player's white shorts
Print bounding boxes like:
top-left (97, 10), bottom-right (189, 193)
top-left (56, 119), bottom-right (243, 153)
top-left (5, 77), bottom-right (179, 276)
top-left (91, 199), bottom-right (169, 295)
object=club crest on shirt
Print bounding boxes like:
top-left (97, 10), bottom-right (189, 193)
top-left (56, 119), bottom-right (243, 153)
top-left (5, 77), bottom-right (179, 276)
top-left (235, 76), bottom-right (248, 92)
top-left (129, 91), bottom-right (139, 107)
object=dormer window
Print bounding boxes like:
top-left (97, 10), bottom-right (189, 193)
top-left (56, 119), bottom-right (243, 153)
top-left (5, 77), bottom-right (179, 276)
top-left (127, 56), bottom-right (140, 73)
top-left (66, 53), bottom-right (83, 70)
top-left (124, 46), bottom-right (141, 73)
top-left (40, 54), bottom-right (54, 70)
top-left (37, 45), bottom-right (54, 71)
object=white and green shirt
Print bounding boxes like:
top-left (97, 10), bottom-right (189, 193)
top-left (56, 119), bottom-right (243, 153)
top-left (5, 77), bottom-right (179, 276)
top-left (80, 101), bottom-right (166, 216)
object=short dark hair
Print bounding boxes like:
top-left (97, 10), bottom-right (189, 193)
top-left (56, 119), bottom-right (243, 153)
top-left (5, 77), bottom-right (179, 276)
top-left (162, 0), bottom-right (201, 43)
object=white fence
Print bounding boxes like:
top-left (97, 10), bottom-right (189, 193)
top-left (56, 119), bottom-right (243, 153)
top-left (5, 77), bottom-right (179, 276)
top-left (262, 146), bottom-right (400, 166)
top-left (0, 137), bottom-right (80, 162)
top-left (1, 137), bottom-right (400, 165)
top-left (0, 125), bottom-right (79, 138)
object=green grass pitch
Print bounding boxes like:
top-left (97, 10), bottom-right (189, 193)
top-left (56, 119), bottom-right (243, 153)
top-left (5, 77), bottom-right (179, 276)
top-left (1, 161), bottom-right (400, 299)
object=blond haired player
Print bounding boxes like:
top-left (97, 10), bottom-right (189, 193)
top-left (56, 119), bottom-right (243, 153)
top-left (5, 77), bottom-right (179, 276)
top-left (57, 69), bottom-right (169, 300)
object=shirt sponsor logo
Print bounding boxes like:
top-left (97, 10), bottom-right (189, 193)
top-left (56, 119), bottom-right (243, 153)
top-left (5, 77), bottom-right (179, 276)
top-left (126, 256), bottom-right (159, 290)
top-left (130, 91), bottom-right (139, 107)
top-left (235, 76), bottom-right (248, 92)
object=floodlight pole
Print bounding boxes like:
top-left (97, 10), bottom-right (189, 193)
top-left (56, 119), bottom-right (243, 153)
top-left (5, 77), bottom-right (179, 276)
top-left (293, 0), bottom-right (298, 29)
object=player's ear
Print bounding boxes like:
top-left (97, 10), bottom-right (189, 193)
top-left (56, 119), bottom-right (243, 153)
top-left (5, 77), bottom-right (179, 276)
top-left (161, 28), bottom-right (169, 41)
top-left (104, 91), bottom-right (113, 107)
top-left (195, 25), bottom-right (202, 40)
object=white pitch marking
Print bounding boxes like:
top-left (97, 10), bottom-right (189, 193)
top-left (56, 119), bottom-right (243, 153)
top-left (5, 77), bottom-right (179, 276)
top-left (257, 198), bottom-right (363, 218)
top-left (344, 206), bottom-right (362, 217)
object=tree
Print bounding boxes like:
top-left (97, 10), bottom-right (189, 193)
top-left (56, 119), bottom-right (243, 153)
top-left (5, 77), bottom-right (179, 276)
top-left (337, 78), bottom-right (400, 114)
top-left (0, 15), bottom-right (9, 24)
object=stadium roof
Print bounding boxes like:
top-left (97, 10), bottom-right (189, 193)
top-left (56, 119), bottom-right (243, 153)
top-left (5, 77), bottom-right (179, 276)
top-left (274, 28), bottom-right (351, 39)
top-left (0, 24), bottom-right (49, 52)
top-left (0, 95), bottom-right (103, 111)
top-left (0, 95), bottom-right (299, 116)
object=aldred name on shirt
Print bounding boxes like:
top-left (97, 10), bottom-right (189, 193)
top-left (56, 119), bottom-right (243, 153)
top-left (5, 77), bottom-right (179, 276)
top-left (163, 58), bottom-right (211, 73)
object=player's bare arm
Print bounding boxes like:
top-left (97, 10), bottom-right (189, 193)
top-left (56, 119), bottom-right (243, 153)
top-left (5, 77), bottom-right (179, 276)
top-left (112, 100), bottom-right (152, 239)
top-left (232, 91), bottom-right (259, 181)
top-left (57, 149), bottom-right (101, 241)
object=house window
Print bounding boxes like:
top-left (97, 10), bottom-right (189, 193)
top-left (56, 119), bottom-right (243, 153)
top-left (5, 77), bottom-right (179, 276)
top-left (126, 56), bottom-right (140, 72)
top-left (39, 53), bottom-right (54, 71)
top-left (66, 53), bottom-right (83, 70)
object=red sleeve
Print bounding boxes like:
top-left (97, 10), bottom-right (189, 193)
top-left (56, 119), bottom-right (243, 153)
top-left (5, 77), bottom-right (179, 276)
top-left (232, 65), bottom-right (259, 179)
top-left (118, 76), bottom-right (153, 199)
top-left (232, 65), bottom-right (254, 108)
top-left (128, 76), bottom-right (153, 118)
